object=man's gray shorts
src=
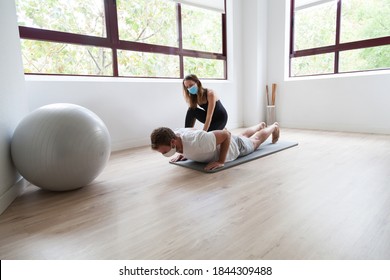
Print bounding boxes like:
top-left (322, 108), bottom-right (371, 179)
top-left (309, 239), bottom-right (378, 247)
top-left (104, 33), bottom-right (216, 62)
top-left (232, 135), bottom-right (255, 157)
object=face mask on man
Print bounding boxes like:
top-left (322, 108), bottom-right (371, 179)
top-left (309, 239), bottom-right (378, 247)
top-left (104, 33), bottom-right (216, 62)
top-left (188, 84), bottom-right (198, 95)
top-left (163, 146), bottom-right (176, 157)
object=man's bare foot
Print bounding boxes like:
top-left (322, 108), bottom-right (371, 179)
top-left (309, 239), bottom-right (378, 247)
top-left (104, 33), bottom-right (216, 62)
top-left (259, 122), bottom-right (266, 130)
top-left (243, 122), bottom-right (268, 139)
top-left (272, 122), bottom-right (280, 143)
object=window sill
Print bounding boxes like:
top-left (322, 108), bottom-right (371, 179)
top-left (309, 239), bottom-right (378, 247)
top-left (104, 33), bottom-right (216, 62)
top-left (24, 75), bottom-right (230, 84)
top-left (285, 69), bottom-right (390, 82)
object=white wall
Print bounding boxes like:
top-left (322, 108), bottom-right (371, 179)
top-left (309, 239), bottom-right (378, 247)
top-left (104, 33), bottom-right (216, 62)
top-left (267, 0), bottom-right (390, 134)
top-left (25, 0), bottom-right (245, 152)
top-left (0, 0), bottom-right (28, 214)
top-left (241, 0), bottom-right (268, 127)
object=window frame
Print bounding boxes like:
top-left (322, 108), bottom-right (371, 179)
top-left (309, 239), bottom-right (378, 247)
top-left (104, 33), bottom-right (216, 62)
top-left (289, 0), bottom-right (390, 77)
top-left (18, 0), bottom-right (227, 79)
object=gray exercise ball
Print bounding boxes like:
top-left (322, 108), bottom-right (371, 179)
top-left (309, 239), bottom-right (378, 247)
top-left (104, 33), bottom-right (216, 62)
top-left (11, 103), bottom-right (111, 191)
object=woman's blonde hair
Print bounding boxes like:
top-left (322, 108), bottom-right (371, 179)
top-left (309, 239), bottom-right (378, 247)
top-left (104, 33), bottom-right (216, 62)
top-left (182, 74), bottom-right (207, 109)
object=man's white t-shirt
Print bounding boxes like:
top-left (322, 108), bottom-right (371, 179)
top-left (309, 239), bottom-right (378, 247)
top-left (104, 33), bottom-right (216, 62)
top-left (174, 128), bottom-right (240, 163)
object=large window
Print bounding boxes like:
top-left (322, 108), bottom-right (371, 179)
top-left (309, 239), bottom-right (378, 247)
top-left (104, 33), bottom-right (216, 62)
top-left (290, 0), bottom-right (390, 77)
top-left (15, 0), bottom-right (227, 79)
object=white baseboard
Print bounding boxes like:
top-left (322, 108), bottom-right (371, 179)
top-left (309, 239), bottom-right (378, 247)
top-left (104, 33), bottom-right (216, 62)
top-left (281, 121), bottom-right (390, 135)
top-left (111, 137), bottom-right (149, 152)
top-left (0, 178), bottom-right (27, 215)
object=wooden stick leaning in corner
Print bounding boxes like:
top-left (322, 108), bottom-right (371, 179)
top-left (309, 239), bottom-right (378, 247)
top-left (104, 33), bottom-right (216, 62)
top-left (266, 85), bottom-right (269, 106)
top-left (271, 83), bottom-right (277, 105)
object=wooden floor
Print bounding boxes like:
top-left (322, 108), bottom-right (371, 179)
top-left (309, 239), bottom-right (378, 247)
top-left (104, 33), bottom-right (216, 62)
top-left (1, 128), bottom-right (390, 260)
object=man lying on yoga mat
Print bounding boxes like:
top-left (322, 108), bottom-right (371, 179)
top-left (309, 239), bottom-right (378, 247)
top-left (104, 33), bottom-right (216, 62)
top-left (150, 122), bottom-right (280, 171)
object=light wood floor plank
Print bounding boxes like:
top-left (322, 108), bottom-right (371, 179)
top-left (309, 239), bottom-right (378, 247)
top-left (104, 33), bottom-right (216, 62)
top-left (1, 128), bottom-right (390, 259)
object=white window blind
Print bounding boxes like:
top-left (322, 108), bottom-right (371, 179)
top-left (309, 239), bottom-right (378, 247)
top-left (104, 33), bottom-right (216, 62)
top-left (171, 0), bottom-right (225, 13)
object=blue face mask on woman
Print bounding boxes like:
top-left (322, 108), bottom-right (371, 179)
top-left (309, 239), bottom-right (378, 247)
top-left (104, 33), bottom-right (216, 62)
top-left (188, 84), bottom-right (198, 95)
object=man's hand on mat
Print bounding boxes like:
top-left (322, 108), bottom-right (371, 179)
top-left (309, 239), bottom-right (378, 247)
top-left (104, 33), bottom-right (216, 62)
top-left (204, 161), bottom-right (224, 171)
top-left (170, 154), bottom-right (187, 163)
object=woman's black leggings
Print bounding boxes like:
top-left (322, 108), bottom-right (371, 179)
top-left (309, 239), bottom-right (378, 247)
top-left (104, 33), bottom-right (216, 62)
top-left (185, 100), bottom-right (228, 131)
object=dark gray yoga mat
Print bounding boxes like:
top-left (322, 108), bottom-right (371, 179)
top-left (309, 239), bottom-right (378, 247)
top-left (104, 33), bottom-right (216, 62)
top-left (170, 140), bottom-right (298, 173)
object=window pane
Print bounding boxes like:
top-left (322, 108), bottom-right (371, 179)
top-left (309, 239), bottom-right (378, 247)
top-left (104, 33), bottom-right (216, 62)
top-left (117, 0), bottom-right (178, 47)
top-left (339, 45), bottom-right (390, 72)
top-left (294, 0), bottom-right (337, 50)
top-left (21, 40), bottom-right (113, 75)
top-left (341, 0), bottom-right (390, 43)
top-left (15, 0), bottom-right (106, 37)
top-left (182, 5), bottom-right (223, 53)
top-left (117, 50), bottom-right (180, 77)
top-left (291, 53), bottom-right (334, 76)
top-left (183, 57), bottom-right (225, 78)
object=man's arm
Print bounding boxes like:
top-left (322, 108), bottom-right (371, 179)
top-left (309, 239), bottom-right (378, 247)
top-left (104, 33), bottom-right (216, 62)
top-left (204, 130), bottom-right (231, 171)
